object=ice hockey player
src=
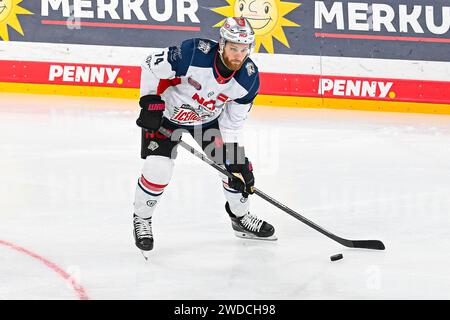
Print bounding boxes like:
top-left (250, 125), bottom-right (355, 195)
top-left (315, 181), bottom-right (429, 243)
top-left (133, 17), bottom-right (277, 255)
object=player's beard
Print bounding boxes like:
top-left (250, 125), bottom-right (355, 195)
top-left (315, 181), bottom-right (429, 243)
top-left (223, 55), bottom-right (245, 71)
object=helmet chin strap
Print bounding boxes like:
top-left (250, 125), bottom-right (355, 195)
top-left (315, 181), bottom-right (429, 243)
top-left (219, 38), bottom-right (226, 56)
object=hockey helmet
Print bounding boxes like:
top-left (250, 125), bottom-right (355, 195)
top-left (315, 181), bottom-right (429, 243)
top-left (219, 17), bottom-right (255, 55)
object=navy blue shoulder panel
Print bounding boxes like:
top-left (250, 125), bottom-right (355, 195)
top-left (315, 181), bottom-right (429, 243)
top-left (234, 59), bottom-right (260, 105)
top-left (167, 39), bottom-right (194, 77)
top-left (190, 38), bottom-right (218, 68)
top-left (168, 38), bottom-right (217, 76)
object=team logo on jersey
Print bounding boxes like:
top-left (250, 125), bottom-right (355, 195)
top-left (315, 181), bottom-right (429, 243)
top-left (172, 104), bottom-right (202, 124)
top-left (171, 92), bottom-right (230, 124)
top-left (240, 197), bottom-right (248, 203)
top-left (188, 77), bottom-right (202, 90)
top-left (245, 62), bottom-right (256, 76)
top-left (198, 40), bottom-right (211, 54)
top-left (146, 200), bottom-right (157, 207)
top-left (148, 141), bottom-right (159, 151)
top-left (192, 92), bottom-right (228, 112)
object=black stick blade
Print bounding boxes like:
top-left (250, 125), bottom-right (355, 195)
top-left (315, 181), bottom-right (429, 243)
top-left (352, 240), bottom-right (385, 250)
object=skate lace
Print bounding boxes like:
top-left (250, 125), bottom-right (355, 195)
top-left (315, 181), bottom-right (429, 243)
top-left (134, 215), bottom-right (152, 238)
top-left (240, 213), bottom-right (263, 232)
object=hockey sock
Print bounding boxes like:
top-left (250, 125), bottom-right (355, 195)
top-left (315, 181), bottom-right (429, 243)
top-left (134, 155), bottom-right (174, 219)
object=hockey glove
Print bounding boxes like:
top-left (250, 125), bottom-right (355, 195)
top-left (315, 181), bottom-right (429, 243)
top-left (225, 156), bottom-right (255, 197)
top-left (136, 94), bottom-right (165, 132)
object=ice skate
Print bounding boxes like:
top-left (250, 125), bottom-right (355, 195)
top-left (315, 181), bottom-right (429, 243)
top-left (225, 202), bottom-right (277, 241)
top-left (133, 214), bottom-right (154, 259)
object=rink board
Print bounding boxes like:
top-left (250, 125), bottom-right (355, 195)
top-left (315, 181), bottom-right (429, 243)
top-left (1, 58), bottom-right (450, 114)
top-left (1, 0), bottom-right (450, 113)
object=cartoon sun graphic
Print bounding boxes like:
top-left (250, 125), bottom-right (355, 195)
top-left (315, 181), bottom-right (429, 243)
top-left (0, 0), bottom-right (33, 41)
top-left (212, 0), bottom-right (301, 53)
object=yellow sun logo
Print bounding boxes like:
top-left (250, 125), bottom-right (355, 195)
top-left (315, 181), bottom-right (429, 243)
top-left (212, 0), bottom-right (301, 53)
top-left (0, 0), bottom-right (33, 41)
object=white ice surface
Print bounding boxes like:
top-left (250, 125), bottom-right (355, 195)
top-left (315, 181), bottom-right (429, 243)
top-left (1, 93), bottom-right (450, 300)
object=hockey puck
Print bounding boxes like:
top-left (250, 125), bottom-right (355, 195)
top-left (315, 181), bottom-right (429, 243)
top-left (330, 253), bottom-right (343, 261)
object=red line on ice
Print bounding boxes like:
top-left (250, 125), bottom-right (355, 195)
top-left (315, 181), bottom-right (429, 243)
top-left (0, 239), bottom-right (90, 300)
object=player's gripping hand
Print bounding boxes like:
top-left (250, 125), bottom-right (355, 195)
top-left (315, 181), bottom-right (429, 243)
top-left (225, 157), bottom-right (255, 197)
top-left (136, 95), bottom-right (165, 132)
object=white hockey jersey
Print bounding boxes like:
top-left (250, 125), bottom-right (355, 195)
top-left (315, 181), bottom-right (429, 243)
top-left (140, 38), bottom-right (260, 143)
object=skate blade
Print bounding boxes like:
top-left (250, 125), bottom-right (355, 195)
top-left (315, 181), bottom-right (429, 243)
top-left (233, 231), bottom-right (278, 241)
top-left (140, 250), bottom-right (150, 261)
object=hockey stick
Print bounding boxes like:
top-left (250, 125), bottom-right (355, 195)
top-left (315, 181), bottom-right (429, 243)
top-left (158, 128), bottom-right (385, 250)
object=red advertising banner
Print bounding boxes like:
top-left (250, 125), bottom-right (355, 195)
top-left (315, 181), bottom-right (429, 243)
top-left (1, 60), bottom-right (449, 105)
